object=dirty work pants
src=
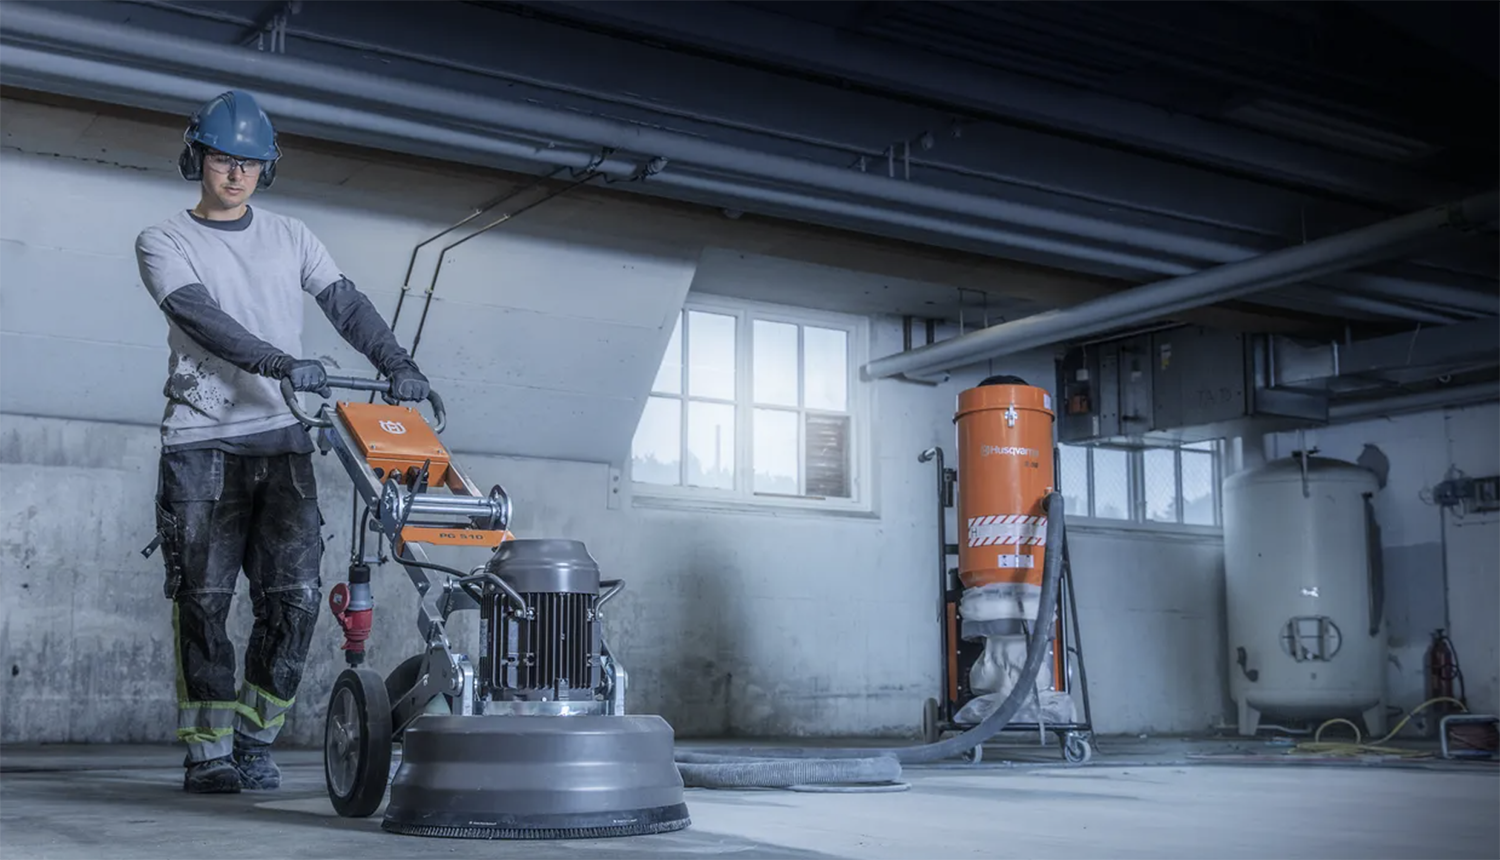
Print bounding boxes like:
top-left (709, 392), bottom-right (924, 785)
top-left (154, 448), bottom-right (323, 763)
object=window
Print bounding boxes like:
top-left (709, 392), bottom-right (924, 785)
top-left (1056, 440), bottom-right (1222, 529)
top-left (630, 297), bottom-right (869, 511)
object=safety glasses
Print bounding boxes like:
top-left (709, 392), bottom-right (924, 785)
top-left (204, 152), bottom-right (266, 175)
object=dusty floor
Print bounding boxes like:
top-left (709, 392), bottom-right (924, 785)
top-left (2, 735), bottom-right (1496, 859)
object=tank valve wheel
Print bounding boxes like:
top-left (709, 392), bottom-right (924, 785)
top-left (921, 697), bottom-right (941, 745)
top-left (1061, 732), bottom-right (1093, 765)
top-left (324, 667), bottom-right (393, 818)
top-left (961, 744), bottom-right (984, 764)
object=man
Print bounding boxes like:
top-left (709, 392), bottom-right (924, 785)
top-left (136, 90), bottom-right (430, 794)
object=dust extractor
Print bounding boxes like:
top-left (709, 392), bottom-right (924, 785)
top-left (670, 377), bottom-right (1078, 785)
top-left (284, 377), bottom-right (689, 839)
top-left (919, 375), bottom-right (1094, 763)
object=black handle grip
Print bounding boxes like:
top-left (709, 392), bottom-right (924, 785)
top-left (281, 375), bottom-right (446, 433)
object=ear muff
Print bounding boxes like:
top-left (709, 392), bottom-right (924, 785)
top-left (257, 159), bottom-right (277, 190)
top-left (178, 144), bottom-right (203, 181)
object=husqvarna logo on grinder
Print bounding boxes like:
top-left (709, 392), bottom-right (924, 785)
top-left (982, 445), bottom-right (1038, 457)
top-left (379, 420), bottom-right (407, 435)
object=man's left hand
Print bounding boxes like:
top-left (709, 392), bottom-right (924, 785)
top-left (386, 362), bottom-right (430, 403)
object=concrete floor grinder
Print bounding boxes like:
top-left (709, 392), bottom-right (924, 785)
top-left (282, 376), bottom-right (690, 839)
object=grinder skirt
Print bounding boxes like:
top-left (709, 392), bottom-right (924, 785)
top-left (382, 713), bottom-right (690, 840)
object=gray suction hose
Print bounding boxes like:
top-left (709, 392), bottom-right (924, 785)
top-left (674, 492), bottom-right (1068, 790)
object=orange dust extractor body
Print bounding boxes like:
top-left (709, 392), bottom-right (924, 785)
top-left (955, 382), bottom-right (1056, 590)
top-left (919, 374), bottom-right (1094, 763)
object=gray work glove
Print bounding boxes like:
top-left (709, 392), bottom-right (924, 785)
top-left (268, 355), bottom-right (331, 398)
top-left (384, 360), bottom-right (430, 404)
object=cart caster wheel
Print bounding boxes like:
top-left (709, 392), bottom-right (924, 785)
top-left (961, 744), bottom-right (984, 764)
top-left (1061, 732), bottom-right (1093, 765)
top-left (325, 667), bottom-right (393, 818)
top-left (921, 697), bottom-right (941, 745)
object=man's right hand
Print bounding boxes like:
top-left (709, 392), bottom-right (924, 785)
top-left (268, 355), bottom-right (331, 398)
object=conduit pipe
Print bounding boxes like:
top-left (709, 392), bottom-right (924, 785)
top-left (1, 4), bottom-right (1490, 327)
top-left (0, 46), bottom-right (645, 180)
top-left (0, 4), bottom-right (1346, 265)
top-left (51, 0), bottom-right (1500, 324)
top-left (0, 31), bottom-right (1198, 279)
top-left (1328, 382), bottom-right (1499, 423)
top-left (862, 189), bottom-right (1499, 380)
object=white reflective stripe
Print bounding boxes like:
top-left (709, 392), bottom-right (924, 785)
top-left (967, 518), bottom-right (1048, 547)
top-left (967, 515), bottom-right (1045, 527)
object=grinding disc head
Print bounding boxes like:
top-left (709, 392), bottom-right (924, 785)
top-left (381, 714), bottom-right (690, 840)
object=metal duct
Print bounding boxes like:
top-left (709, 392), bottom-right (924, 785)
top-left (862, 190), bottom-right (1499, 380)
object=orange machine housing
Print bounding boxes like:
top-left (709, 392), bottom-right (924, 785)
top-left (337, 400), bottom-right (452, 488)
top-left (955, 380), bottom-right (1056, 590)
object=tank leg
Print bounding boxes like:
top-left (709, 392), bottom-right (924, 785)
top-left (1362, 702), bottom-right (1388, 738)
top-left (1237, 699), bottom-right (1261, 737)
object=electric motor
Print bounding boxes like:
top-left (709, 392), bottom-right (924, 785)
top-left (479, 539), bottom-right (604, 710)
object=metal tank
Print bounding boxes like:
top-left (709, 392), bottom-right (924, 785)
top-left (1223, 452), bottom-right (1387, 737)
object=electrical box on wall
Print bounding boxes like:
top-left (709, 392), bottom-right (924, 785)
top-left (1057, 326), bottom-right (1329, 447)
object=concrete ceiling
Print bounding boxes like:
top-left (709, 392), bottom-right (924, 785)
top-left (2, 0), bottom-right (1496, 338)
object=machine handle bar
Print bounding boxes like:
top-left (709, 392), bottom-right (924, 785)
top-left (281, 375), bottom-right (446, 433)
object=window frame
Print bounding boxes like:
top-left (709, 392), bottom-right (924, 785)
top-left (1055, 440), bottom-right (1225, 536)
top-left (628, 293), bottom-right (874, 516)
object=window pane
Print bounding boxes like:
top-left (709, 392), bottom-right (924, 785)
top-left (688, 311), bottom-right (736, 400)
top-left (805, 413), bottom-right (851, 498)
top-left (753, 320), bottom-right (798, 407)
top-left (1057, 444), bottom-right (1090, 520)
top-left (803, 326), bottom-right (848, 411)
top-left (651, 313), bottom-right (683, 395)
top-left (1181, 451), bottom-right (1217, 526)
top-left (686, 401), bottom-right (735, 489)
top-left (753, 408), bottom-right (799, 495)
top-left (1144, 448), bottom-right (1178, 523)
top-left (631, 396), bottom-right (680, 485)
top-left (1092, 447), bottom-right (1130, 520)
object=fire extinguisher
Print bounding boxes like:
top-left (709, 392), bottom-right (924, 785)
top-left (1426, 628), bottom-right (1465, 709)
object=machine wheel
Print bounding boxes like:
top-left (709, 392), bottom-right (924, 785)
top-left (921, 697), bottom-right (941, 745)
top-left (1061, 732), bottom-right (1093, 765)
top-left (325, 668), bottom-right (393, 818)
top-left (961, 744), bottom-right (984, 764)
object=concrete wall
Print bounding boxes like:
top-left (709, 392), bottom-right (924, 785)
top-left (1266, 402), bottom-right (1500, 723)
top-left (1, 95), bottom-right (1232, 747)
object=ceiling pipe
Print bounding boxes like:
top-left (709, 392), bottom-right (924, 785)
top-left (0, 46), bottom-right (646, 178)
top-left (2, 50), bottom-right (1475, 331)
top-left (0, 0), bottom-right (1218, 261)
top-left (861, 189), bottom-right (1499, 380)
top-left (0, 3), bottom-right (1253, 264)
top-left (1316, 273), bottom-right (1500, 317)
top-left (0, 40), bottom-right (1190, 280)
top-left (0, 4), bottom-right (1489, 328)
top-left (1328, 381), bottom-right (1499, 423)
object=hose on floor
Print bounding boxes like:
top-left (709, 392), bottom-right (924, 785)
top-left (674, 493), bottom-right (1068, 791)
top-left (1288, 696), bottom-right (1470, 759)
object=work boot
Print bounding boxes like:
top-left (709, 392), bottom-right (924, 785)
top-left (233, 737), bottom-right (281, 790)
top-left (183, 757), bottom-right (243, 794)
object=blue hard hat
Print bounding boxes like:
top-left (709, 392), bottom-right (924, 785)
top-left (178, 90), bottom-right (282, 187)
top-left (185, 89), bottom-right (280, 160)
